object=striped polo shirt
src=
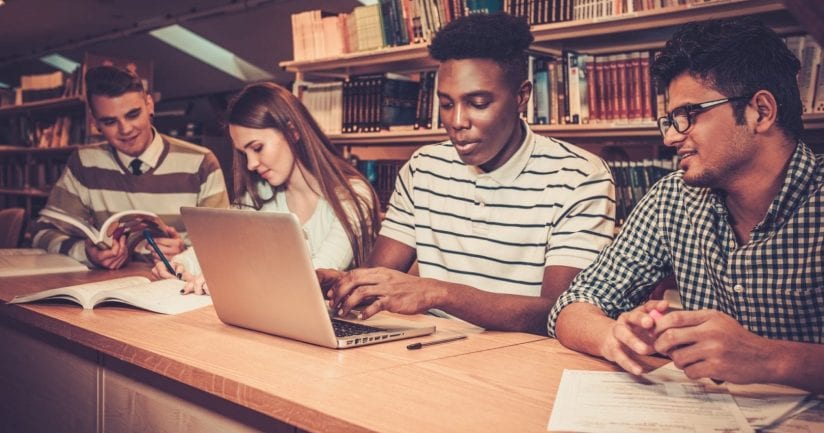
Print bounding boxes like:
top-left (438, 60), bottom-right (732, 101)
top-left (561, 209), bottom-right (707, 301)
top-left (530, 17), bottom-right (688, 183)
top-left (32, 133), bottom-right (229, 265)
top-left (381, 123), bottom-right (616, 297)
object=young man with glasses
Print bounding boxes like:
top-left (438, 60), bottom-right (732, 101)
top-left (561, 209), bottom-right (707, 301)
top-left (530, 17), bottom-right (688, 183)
top-left (549, 18), bottom-right (823, 392)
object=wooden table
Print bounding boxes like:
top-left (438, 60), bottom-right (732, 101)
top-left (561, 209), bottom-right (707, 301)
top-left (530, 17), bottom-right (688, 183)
top-left (0, 266), bottom-right (655, 433)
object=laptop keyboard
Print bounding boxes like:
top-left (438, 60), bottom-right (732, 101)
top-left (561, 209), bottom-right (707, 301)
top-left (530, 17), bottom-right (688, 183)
top-left (332, 319), bottom-right (385, 337)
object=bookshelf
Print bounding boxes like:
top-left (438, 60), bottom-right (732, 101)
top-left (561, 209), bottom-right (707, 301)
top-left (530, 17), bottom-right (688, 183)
top-left (0, 145), bottom-right (86, 217)
top-left (280, 0), bottom-right (824, 161)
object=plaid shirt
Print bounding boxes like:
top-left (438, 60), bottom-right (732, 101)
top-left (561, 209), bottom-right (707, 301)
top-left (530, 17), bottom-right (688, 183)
top-left (549, 142), bottom-right (823, 343)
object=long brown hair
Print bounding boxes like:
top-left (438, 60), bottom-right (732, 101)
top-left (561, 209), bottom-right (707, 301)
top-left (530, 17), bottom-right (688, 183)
top-left (226, 82), bottom-right (380, 267)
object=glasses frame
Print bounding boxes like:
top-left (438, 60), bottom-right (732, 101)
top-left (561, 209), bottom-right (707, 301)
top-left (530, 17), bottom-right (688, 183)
top-left (657, 94), bottom-right (753, 137)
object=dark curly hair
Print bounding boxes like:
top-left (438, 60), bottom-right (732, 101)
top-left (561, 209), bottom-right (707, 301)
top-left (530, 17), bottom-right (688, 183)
top-left (651, 18), bottom-right (803, 140)
top-left (429, 12), bottom-right (533, 91)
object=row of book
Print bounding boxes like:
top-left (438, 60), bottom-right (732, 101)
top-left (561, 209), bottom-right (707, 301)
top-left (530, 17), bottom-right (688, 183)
top-left (787, 35), bottom-right (824, 114)
top-left (0, 153), bottom-right (68, 193)
top-left (301, 72), bottom-right (440, 134)
top-left (352, 157), bottom-right (406, 211)
top-left (1, 115), bottom-right (85, 148)
top-left (6, 67), bottom-right (84, 106)
top-left (527, 50), bottom-right (663, 125)
top-left (291, 0), bottom-right (733, 62)
top-left (608, 157), bottom-right (676, 225)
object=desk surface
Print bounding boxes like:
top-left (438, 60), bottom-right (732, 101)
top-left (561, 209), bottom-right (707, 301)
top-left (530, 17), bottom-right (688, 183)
top-left (0, 266), bottom-right (661, 433)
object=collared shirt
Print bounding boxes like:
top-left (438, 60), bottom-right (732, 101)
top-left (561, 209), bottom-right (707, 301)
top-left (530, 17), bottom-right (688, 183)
top-left (548, 142), bottom-right (824, 343)
top-left (117, 127), bottom-right (163, 174)
top-left (381, 120), bottom-right (615, 298)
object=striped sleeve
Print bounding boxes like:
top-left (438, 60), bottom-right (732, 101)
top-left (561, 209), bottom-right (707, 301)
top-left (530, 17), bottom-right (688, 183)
top-left (380, 156), bottom-right (417, 248)
top-left (546, 158), bottom-right (616, 269)
top-left (31, 152), bottom-right (93, 265)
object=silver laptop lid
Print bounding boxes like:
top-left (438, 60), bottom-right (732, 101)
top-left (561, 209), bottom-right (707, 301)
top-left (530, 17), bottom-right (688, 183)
top-left (181, 207), bottom-right (339, 347)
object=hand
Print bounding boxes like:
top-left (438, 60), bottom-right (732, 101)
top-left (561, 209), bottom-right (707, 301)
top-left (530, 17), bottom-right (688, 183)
top-left (150, 260), bottom-right (186, 280)
top-left (653, 309), bottom-right (771, 384)
top-left (148, 226), bottom-right (185, 260)
top-left (85, 236), bottom-right (130, 269)
top-left (604, 299), bottom-right (669, 375)
top-left (322, 267), bottom-right (440, 320)
top-left (181, 274), bottom-right (209, 295)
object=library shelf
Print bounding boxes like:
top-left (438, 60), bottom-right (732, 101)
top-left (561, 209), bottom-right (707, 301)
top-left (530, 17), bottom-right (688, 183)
top-left (0, 96), bottom-right (86, 117)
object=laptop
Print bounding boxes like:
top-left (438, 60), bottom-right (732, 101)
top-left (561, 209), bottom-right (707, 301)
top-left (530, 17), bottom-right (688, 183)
top-left (180, 207), bottom-right (435, 349)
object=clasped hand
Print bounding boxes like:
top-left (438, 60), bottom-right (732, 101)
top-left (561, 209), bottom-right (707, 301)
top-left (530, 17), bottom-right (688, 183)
top-left (608, 300), bottom-right (770, 384)
top-left (317, 267), bottom-right (438, 320)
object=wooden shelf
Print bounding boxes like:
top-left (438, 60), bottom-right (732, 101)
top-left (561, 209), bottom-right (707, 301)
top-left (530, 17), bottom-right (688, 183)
top-left (0, 96), bottom-right (85, 117)
top-left (531, 0), bottom-right (798, 53)
top-left (0, 187), bottom-right (50, 198)
top-left (0, 144), bottom-right (89, 155)
top-left (280, 0), bottom-right (797, 77)
top-left (328, 114), bottom-right (824, 146)
top-left (280, 43), bottom-right (437, 77)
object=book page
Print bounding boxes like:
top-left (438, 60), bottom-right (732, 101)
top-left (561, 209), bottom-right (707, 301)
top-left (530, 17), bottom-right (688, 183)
top-left (547, 369), bottom-right (754, 433)
top-left (98, 210), bottom-right (167, 249)
top-left (93, 278), bottom-right (212, 315)
top-left (763, 400), bottom-right (824, 433)
top-left (0, 252), bottom-right (89, 277)
top-left (39, 207), bottom-right (99, 241)
top-left (0, 248), bottom-right (47, 256)
top-left (9, 276), bottom-right (148, 308)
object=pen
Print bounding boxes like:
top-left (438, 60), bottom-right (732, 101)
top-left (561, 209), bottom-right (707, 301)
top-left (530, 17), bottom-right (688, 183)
top-left (143, 229), bottom-right (181, 280)
top-left (407, 334), bottom-right (467, 350)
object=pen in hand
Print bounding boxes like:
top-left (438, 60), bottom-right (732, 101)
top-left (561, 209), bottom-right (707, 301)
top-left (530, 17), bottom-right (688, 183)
top-left (143, 229), bottom-right (182, 280)
top-left (407, 334), bottom-right (467, 350)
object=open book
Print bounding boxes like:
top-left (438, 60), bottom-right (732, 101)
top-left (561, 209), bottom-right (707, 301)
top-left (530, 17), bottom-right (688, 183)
top-left (0, 248), bottom-right (88, 277)
top-left (8, 276), bottom-right (212, 315)
top-left (39, 208), bottom-right (170, 249)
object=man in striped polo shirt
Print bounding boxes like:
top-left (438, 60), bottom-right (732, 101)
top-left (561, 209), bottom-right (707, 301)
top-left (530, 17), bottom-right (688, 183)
top-left (321, 13), bottom-right (615, 335)
top-left (550, 19), bottom-right (823, 392)
top-left (32, 65), bottom-right (229, 269)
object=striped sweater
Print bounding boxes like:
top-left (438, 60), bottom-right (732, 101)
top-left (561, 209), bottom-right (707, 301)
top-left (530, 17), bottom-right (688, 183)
top-left (381, 123), bottom-right (616, 297)
top-left (32, 134), bottom-right (229, 265)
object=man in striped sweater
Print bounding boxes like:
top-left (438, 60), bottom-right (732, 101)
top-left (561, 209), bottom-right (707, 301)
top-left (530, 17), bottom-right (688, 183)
top-left (32, 65), bottom-right (229, 269)
top-left (321, 13), bottom-right (615, 335)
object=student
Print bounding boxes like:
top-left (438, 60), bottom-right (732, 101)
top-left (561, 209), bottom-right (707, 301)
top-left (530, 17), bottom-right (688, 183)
top-left (32, 65), bottom-right (229, 270)
top-left (153, 82), bottom-right (381, 294)
top-left (549, 18), bottom-right (823, 392)
top-left (320, 12), bottom-right (615, 335)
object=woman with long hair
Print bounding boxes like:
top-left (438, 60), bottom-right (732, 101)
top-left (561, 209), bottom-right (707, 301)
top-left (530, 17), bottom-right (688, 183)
top-left (153, 82), bottom-right (380, 294)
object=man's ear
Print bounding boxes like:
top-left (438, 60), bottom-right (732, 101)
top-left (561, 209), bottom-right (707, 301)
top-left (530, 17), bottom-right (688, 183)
top-left (516, 80), bottom-right (532, 113)
top-left (751, 90), bottom-right (778, 133)
top-left (145, 93), bottom-right (155, 118)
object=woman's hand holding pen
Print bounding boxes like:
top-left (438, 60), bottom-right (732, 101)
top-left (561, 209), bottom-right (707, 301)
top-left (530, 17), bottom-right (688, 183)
top-left (150, 261), bottom-right (210, 295)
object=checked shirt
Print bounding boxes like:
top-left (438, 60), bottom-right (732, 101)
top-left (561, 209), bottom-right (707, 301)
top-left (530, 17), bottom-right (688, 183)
top-left (549, 142), bottom-right (823, 343)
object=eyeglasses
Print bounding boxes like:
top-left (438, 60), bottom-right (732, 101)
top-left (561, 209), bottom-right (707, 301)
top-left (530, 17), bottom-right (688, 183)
top-left (657, 95), bottom-right (753, 137)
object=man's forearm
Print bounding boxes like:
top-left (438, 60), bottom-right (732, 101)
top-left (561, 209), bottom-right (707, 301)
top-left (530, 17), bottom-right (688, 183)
top-left (554, 302), bottom-right (615, 357)
top-left (436, 281), bottom-right (554, 334)
top-left (768, 338), bottom-right (824, 393)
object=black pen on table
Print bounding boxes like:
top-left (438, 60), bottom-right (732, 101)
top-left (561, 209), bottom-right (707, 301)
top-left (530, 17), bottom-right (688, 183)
top-left (407, 334), bottom-right (467, 350)
top-left (143, 229), bottom-right (182, 280)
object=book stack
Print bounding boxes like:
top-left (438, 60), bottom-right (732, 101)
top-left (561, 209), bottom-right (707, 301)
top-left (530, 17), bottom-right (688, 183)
top-left (786, 35), bottom-right (824, 114)
top-left (608, 157), bottom-right (677, 225)
top-left (300, 82), bottom-right (344, 134)
top-left (341, 73), bottom-right (421, 133)
top-left (291, 10), bottom-right (350, 61)
top-left (354, 158), bottom-right (406, 211)
top-left (527, 50), bottom-right (661, 126)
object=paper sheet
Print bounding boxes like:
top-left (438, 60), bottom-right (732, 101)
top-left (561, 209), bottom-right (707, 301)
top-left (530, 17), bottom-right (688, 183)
top-left (547, 369), bottom-right (754, 433)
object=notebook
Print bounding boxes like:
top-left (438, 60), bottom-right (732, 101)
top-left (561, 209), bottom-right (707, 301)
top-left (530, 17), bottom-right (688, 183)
top-left (180, 207), bottom-right (435, 349)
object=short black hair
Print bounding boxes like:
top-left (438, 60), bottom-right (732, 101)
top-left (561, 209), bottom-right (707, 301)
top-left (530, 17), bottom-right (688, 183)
top-left (429, 12), bottom-right (533, 91)
top-left (651, 18), bottom-right (803, 140)
top-left (84, 65), bottom-right (145, 102)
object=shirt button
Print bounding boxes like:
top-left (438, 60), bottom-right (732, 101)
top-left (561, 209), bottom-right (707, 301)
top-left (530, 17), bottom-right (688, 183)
top-left (733, 284), bottom-right (744, 293)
